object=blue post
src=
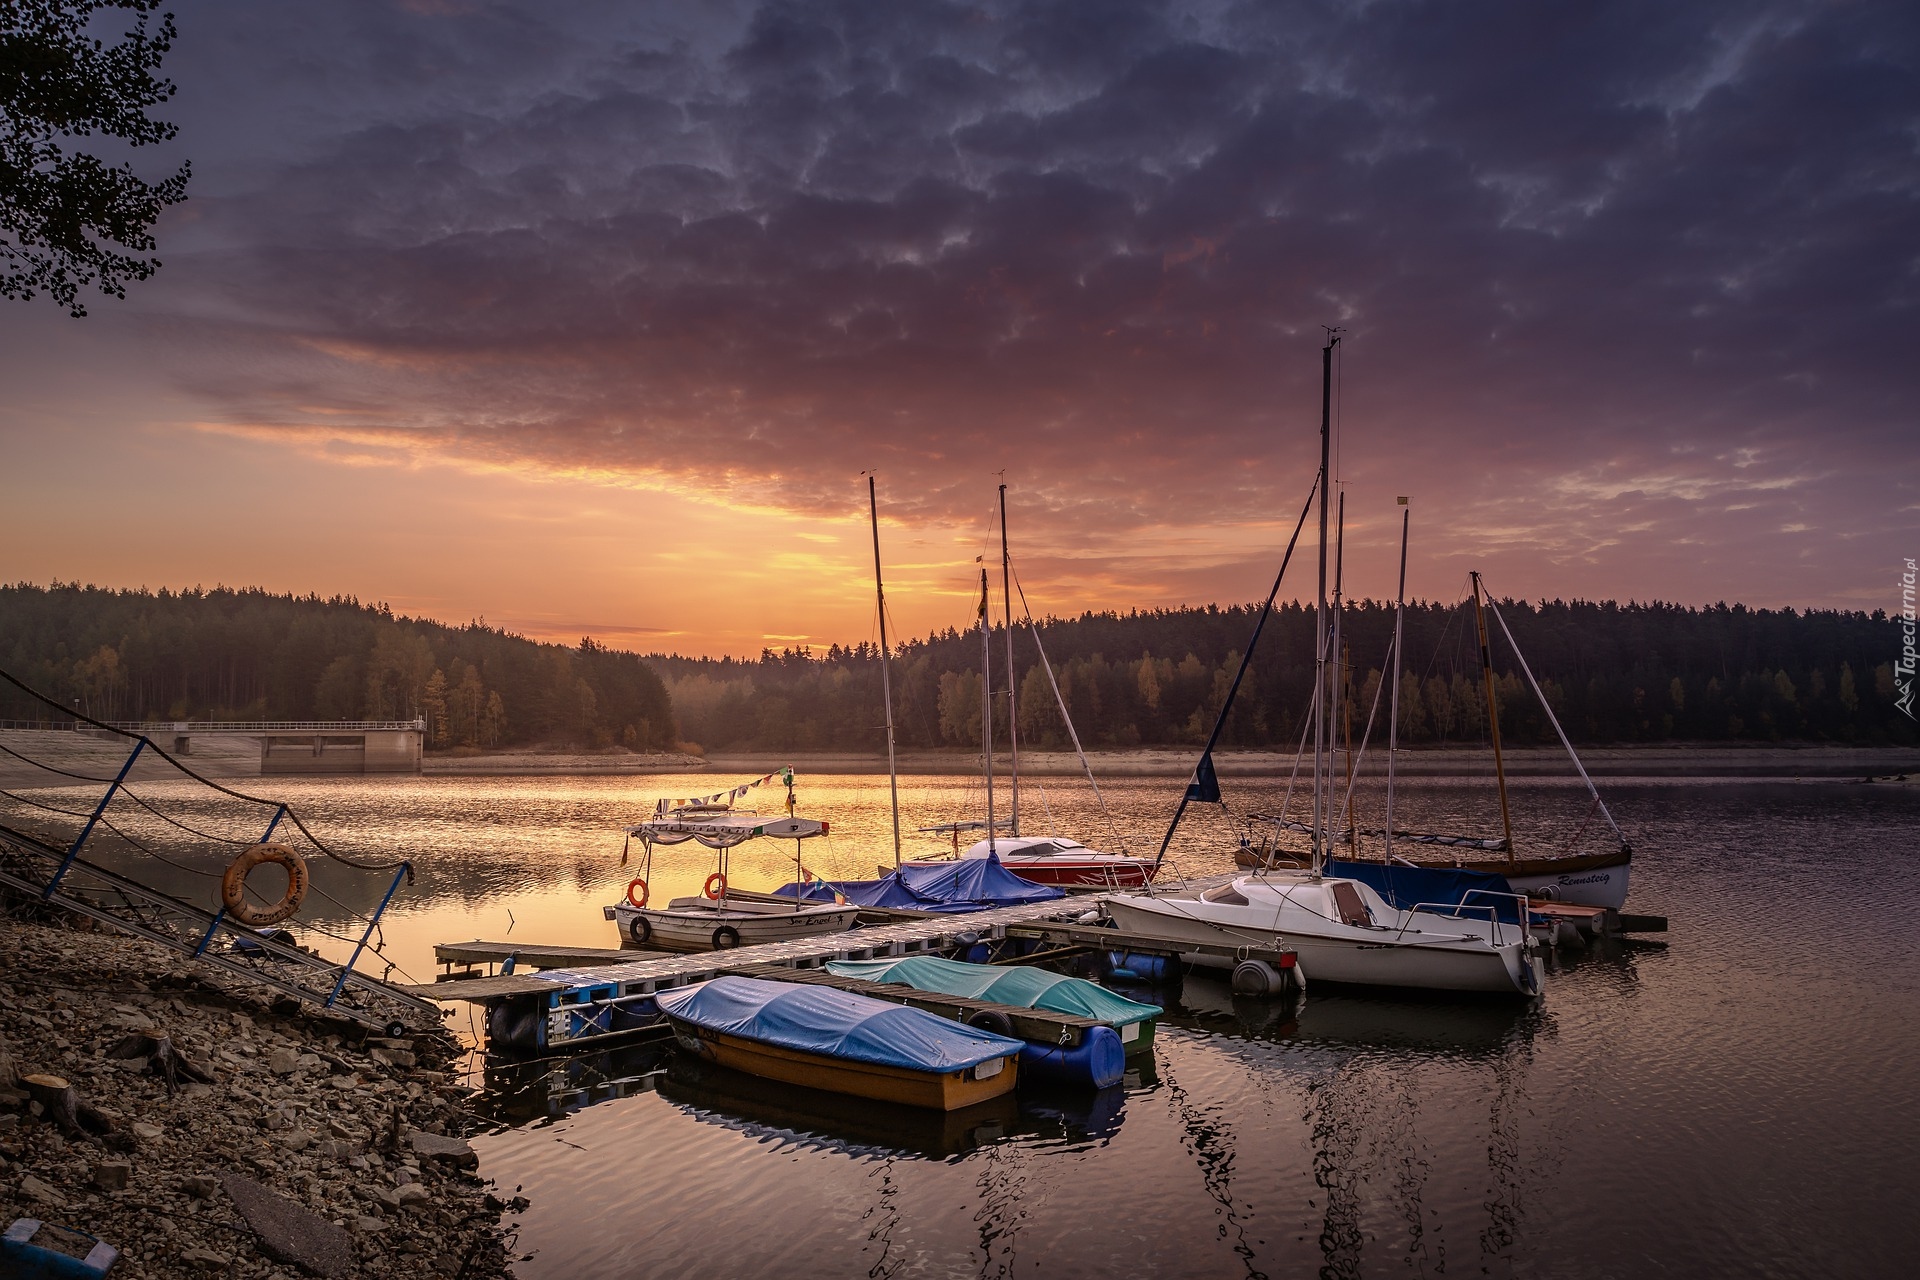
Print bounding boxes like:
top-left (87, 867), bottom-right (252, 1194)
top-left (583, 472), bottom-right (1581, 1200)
top-left (326, 862), bottom-right (410, 1007)
top-left (44, 738), bottom-right (146, 897)
top-left (260, 804), bottom-right (287, 843)
top-left (193, 908), bottom-right (227, 958)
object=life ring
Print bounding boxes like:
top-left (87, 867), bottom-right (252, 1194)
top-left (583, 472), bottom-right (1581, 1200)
top-left (221, 843), bottom-right (309, 928)
top-left (703, 873), bottom-right (727, 900)
top-left (629, 914), bottom-right (653, 946)
top-left (711, 925), bottom-right (741, 949)
top-left (626, 878), bottom-right (649, 909)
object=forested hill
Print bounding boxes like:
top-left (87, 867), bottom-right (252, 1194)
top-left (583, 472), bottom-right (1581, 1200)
top-left (0, 584), bottom-right (675, 751)
top-left (652, 599), bottom-right (1915, 753)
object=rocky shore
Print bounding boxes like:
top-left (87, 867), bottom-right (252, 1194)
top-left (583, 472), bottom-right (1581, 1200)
top-left (0, 918), bottom-right (511, 1278)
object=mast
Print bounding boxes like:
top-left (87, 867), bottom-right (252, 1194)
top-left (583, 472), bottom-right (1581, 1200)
top-left (1471, 571), bottom-right (1515, 861)
top-left (979, 567), bottom-right (997, 856)
top-left (1311, 332), bottom-right (1338, 875)
top-left (1332, 490), bottom-right (1350, 856)
top-left (999, 483), bottom-right (1019, 836)
top-left (1384, 498), bottom-right (1409, 862)
top-left (868, 475), bottom-right (902, 866)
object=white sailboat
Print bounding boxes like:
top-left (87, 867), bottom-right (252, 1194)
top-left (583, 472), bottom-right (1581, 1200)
top-left (1103, 332), bottom-right (1542, 997)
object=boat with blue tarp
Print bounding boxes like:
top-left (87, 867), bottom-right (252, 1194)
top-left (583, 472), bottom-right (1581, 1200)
top-left (775, 852), bottom-right (1067, 914)
top-left (826, 955), bottom-right (1161, 1060)
top-left (655, 975), bottom-right (1025, 1111)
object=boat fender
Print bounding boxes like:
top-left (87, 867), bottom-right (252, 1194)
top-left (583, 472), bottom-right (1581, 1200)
top-left (1018, 1025), bottom-right (1125, 1090)
top-left (626, 878), bottom-right (649, 908)
top-left (1074, 910), bottom-right (1103, 925)
top-left (711, 925), bottom-right (741, 949)
top-left (221, 843), bottom-right (309, 927)
top-left (629, 914), bottom-right (653, 945)
top-left (964, 1008), bottom-right (1015, 1037)
top-left (703, 873), bottom-right (727, 900)
top-left (1105, 950), bottom-right (1171, 983)
top-left (1231, 959), bottom-right (1289, 998)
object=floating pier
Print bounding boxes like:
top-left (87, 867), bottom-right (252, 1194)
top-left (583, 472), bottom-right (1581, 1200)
top-left (414, 879), bottom-right (1301, 1056)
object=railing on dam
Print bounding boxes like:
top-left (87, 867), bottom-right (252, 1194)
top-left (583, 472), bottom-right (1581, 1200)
top-left (0, 719), bottom-right (426, 732)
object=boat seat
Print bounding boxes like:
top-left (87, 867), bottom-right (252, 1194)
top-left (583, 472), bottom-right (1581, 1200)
top-left (1202, 884), bottom-right (1250, 906)
top-left (1329, 881), bottom-right (1373, 927)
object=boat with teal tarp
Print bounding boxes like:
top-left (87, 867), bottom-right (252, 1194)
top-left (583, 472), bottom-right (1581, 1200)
top-left (826, 955), bottom-right (1162, 1062)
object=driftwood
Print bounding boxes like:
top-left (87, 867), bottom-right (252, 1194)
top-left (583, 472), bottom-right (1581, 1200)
top-left (105, 1033), bottom-right (214, 1096)
top-left (22, 1073), bottom-right (117, 1140)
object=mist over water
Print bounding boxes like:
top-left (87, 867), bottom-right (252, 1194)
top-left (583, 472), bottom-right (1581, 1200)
top-left (12, 770), bottom-right (1917, 1277)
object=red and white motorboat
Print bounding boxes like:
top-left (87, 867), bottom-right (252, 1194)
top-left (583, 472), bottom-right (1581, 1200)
top-left (912, 833), bottom-right (1159, 891)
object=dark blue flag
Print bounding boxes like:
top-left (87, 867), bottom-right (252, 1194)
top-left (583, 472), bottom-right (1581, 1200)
top-left (1184, 752), bottom-right (1221, 803)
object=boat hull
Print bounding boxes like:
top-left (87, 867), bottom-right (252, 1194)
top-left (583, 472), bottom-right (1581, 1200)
top-left (1102, 894), bottom-right (1539, 995)
top-left (996, 858), bottom-right (1157, 890)
top-left (667, 1021), bottom-right (1019, 1111)
top-left (1234, 848), bottom-right (1632, 910)
top-left (610, 899), bottom-right (860, 952)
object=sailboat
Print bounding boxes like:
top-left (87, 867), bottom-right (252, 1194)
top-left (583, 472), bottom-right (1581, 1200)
top-left (1101, 333), bottom-right (1543, 997)
top-left (1237, 565), bottom-right (1635, 911)
top-left (909, 486), bottom-right (1158, 891)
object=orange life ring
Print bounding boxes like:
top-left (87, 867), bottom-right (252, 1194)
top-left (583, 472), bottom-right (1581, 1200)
top-left (221, 843), bottom-right (309, 928)
top-left (703, 872), bottom-right (727, 900)
top-left (626, 878), bottom-right (649, 909)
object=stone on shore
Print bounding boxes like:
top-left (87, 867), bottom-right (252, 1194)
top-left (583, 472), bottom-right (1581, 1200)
top-left (221, 1171), bottom-right (356, 1278)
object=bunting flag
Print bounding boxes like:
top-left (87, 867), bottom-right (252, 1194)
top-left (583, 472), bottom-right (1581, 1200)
top-left (654, 767), bottom-right (793, 816)
top-left (1184, 752), bottom-right (1222, 804)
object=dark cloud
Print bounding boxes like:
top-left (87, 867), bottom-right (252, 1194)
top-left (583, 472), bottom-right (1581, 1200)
top-left (121, 0), bottom-right (1920, 599)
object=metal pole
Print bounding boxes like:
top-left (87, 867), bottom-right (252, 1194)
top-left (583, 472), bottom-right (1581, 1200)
top-left (868, 476), bottom-right (902, 866)
top-left (1471, 572), bottom-right (1516, 861)
top-left (44, 738), bottom-right (146, 897)
top-left (1312, 334), bottom-right (1338, 874)
top-left (1385, 499), bottom-right (1409, 862)
top-left (999, 483), bottom-right (1019, 837)
top-left (326, 862), bottom-right (411, 1007)
top-left (979, 568), bottom-right (996, 856)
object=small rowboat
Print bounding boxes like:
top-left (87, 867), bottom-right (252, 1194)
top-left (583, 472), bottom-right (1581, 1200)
top-left (656, 976), bottom-right (1023, 1111)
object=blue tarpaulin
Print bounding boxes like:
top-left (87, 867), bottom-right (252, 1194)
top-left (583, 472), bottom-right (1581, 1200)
top-left (775, 853), bottom-right (1066, 913)
top-left (655, 976), bottom-right (1024, 1073)
top-left (1328, 859), bottom-right (1526, 924)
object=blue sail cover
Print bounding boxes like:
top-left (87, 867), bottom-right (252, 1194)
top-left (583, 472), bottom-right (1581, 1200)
top-left (1328, 859), bottom-right (1526, 924)
top-left (776, 853), bottom-right (1066, 913)
top-left (656, 976), bottom-right (1024, 1073)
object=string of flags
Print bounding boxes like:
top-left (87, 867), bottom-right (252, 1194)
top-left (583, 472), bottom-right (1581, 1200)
top-left (654, 766), bottom-right (795, 816)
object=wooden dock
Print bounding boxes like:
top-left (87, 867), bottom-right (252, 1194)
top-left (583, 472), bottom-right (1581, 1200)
top-left (408, 875), bottom-right (1292, 1054)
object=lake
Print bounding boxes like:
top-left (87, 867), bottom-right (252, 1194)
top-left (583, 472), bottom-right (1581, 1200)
top-left (10, 767), bottom-right (1917, 1278)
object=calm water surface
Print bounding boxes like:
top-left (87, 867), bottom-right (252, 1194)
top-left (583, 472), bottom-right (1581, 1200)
top-left (17, 769), bottom-right (1918, 1278)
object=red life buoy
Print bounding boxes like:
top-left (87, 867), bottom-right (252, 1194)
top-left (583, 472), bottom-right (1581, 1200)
top-left (626, 878), bottom-right (649, 909)
top-left (703, 872), bottom-right (727, 900)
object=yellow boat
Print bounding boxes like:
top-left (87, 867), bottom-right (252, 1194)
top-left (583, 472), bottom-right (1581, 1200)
top-left (656, 976), bottom-right (1022, 1112)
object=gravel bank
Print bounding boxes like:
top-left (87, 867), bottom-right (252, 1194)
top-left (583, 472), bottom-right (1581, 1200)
top-left (0, 918), bottom-right (512, 1278)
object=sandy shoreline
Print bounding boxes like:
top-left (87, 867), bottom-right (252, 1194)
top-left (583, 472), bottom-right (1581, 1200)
top-left (422, 744), bottom-right (1920, 780)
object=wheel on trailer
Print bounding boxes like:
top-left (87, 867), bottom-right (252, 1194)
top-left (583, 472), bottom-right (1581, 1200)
top-left (384, 1020), bottom-right (408, 1039)
top-left (629, 914), bottom-right (653, 945)
top-left (711, 925), bottom-right (741, 949)
top-left (964, 1008), bottom-right (1014, 1037)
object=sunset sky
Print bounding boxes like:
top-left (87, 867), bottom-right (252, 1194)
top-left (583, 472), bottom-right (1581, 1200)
top-left (2, 0), bottom-right (1914, 657)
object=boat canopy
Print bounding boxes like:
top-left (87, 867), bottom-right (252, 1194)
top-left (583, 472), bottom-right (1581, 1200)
top-left (826, 955), bottom-right (1160, 1026)
top-left (775, 852), bottom-right (1065, 913)
top-left (1324, 859), bottom-right (1526, 924)
top-left (628, 808), bottom-right (827, 849)
top-left (656, 976), bottom-right (1023, 1073)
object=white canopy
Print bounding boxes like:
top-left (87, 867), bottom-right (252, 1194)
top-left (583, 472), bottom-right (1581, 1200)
top-left (628, 808), bottom-right (828, 849)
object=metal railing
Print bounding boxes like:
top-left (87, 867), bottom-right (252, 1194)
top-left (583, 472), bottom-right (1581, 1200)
top-left (0, 719), bottom-right (425, 732)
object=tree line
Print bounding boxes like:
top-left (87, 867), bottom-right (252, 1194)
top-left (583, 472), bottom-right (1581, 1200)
top-left (651, 598), bottom-right (1917, 753)
top-left (0, 583), bottom-right (676, 752)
